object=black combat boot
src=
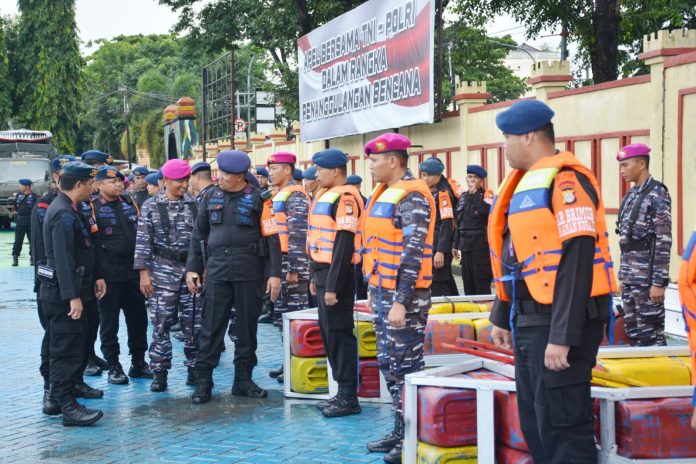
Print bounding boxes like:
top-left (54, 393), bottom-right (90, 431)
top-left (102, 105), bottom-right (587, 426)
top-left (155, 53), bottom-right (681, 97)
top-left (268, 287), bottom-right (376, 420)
top-left (42, 389), bottom-right (61, 416)
top-left (58, 395), bottom-right (103, 427)
top-left (107, 361), bottom-right (129, 385)
top-left (367, 412), bottom-right (404, 452)
top-left (173, 331), bottom-right (186, 342)
top-left (186, 367), bottom-right (197, 386)
top-left (150, 371), bottom-right (168, 392)
top-left (191, 368), bottom-right (213, 405)
top-left (128, 355), bottom-right (153, 379)
top-left (83, 357), bottom-right (102, 376)
top-left (383, 441), bottom-right (403, 464)
top-left (269, 366), bottom-right (283, 378)
top-left (322, 385), bottom-right (361, 418)
top-left (11, 255), bottom-right (18, 266)
top-left (315, 394), bottom-right (339, 411)
top-left (257, 300), bottom-right (274, 324)
top-left (171, 322), bottom-right (182, 332)
top-left (73, 381), bottom-right (104, 399)
top-left (93, 355), bottom-right (109, 370)
top-left (232, 362), bottom-right (267, 398)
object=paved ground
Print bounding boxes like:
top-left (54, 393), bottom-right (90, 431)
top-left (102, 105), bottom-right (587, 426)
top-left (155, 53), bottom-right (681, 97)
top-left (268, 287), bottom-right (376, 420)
top-left (0, 231), bottom-right (393, 464)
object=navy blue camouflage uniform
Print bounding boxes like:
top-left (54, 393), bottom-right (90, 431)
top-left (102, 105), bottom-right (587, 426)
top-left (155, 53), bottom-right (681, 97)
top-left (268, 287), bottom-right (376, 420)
top-left (134, 192), bottom-right (201, 373)
top-left (617, 175), bottom-right (672, 346)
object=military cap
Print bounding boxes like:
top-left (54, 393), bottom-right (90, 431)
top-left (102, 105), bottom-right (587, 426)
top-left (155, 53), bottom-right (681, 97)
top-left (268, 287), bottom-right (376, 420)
top-left (217, 150), bottom-right (251, 174)
top-left (255, 166), bottom-right (269, 177)
top-left (303, 166), bottom-right (317, 181)
top-left (191, 161), bottom-right (212, 174)
top-left (467, 165), bottom-right (487, 178)
top-left (495, 100), bottom-right (554, 135)
top-left (267, 151), bottom-right (296, 166)
top-left (62, 161), bottom-right (98, 179)
top-left (95, 166), bottom-right (124, 181)
top-left (132, 166), bottom-right (149, 176)
top-left (293, 168), bottom-right (304, 181)
top-left (364, 133), bottom-right (411, 156)
top-left (52, 154), bottom-right (76, 172)
top-left (312, 148), bottom-right (348, 168)
top-left (81, 150), bottom-right (113, 165)
top-left (245, 171), bottom-right (260, 188)
top-left (18, 179), bottom-right (32, 186)
top-left (420, 157), bottom-right (445, 175)
top-left (346, 175), bottom-right (362, 186)
top-left (145, 172), bottom-right (160, 186)
top-left (161, 159), bottom-right (191, 180)
top-left (616, 143), bottom-right (650, 162)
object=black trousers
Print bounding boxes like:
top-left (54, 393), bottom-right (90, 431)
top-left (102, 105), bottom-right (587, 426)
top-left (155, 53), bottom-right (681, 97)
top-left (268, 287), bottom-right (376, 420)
top-left (513, 321), bottom-right (603, 464)
top-left (460, 248), bottom-right (493, 295)
top-left (197, 280), bottom-right (263, 371)
top-left (316, 284), bottom-right (358, 394)
top-left (43, 300), bottom-right (86, 397)
top-left (37, 299), bottom-right (50, 384)
top-left (82, 298), bottom-right (100, 368)
top-left (12, 221), bottom-right (31, 257)
top-left (431, 252), bottom-right (459, 297)
top-left (98, 279), bottom-right (148, 363)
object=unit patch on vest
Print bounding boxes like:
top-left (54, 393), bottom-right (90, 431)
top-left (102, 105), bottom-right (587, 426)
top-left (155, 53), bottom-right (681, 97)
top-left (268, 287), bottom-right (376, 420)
top-left (552, 171), bottom-right (597, 241)
top-left (560, 180), bottom-right (576, 204)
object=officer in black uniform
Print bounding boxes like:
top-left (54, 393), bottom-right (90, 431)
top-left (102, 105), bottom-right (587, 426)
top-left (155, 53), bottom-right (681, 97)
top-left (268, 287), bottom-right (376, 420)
top-left (132, 166), bottom-right (151, 208)
top-left (191, 162), bottom-right (216, 200)
top-left (92, 166), bottom-right (152, 384)
top-left (12, 178), bottom-right (37, 266)
top-left (453, 165), bottom-right (493, 295)
top-left (39, 161), bottom-right (105, 426)
top-left (186, 150), bottom-right (282, 404)
top-left (346, 174), bottom-right (368, 300)
top-left (81, 150), bottom-right (113, 169)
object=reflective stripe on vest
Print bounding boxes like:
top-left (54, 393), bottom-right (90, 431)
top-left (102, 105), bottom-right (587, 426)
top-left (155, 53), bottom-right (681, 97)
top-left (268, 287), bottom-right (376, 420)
top-left (488, 152), bottom-right (616, 304)
top-left (307, 186), bottom-right (363, 264)
top-left (361, 179), bottom-right (435, 290)
top-left (272, 184), bottom-right (309, 253)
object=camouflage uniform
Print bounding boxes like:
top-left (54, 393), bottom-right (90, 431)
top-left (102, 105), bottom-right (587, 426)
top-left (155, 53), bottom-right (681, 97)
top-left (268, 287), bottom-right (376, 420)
top-left (134, 192), bottom-right (201, 372)
top-left (367, 171), bottom-right (432, 413)
top-left (273, 180), bottom-right (310, 326)
top-left (617, 175), bottom-right (671, 346)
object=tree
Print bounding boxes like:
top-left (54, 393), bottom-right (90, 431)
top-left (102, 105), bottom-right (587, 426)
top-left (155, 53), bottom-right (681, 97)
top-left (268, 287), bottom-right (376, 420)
top-left (0, 17), bottom-right (12, 128)
top-left (453, 0), bottom-right (695, 84)
top-left (15, 0), bottom-right (82, 152)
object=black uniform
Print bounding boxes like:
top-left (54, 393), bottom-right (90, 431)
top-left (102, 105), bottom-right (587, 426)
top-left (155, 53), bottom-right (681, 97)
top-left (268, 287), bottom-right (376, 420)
top-left (12, 190), bottom-right (37, 258)
top-left (31, 189), bottom-right (59, 387)
top-left (454, 187), bottom-right (493, 295)
top-left (134, 188), bottom-right (149, 208)
top-left (39, 193), bottom-right (98, 398)
top-left (489, 171), bottom-right (609, 464)
top-left (310, 196), bottom-right (360, 397)
top-left (430, 178), bottom-right (459, 297)
top-left (187, 184), bottom-right (282, 376)
top-left (92, 195), bottom-right (148, 366)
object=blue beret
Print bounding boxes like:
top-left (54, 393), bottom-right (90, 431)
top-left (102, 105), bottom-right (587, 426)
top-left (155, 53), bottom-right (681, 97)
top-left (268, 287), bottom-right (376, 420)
top-left (217, 150), bottom-right (251, 174)
top-left (132, 166), bottom-right (149, 176)
top-left (467, 165), bottom-right (487, 178)
top-left (191, 162), bottom-right (211, 174)
top-left (145, 172), bottom-right (160, 186)
top-left (128, 174), bottom-right (134, 182)
top-left (495, 100), bottom-right (554, 135)
top-left (419, 157), bottom-right (445, 175)
top-left (62, 161), bottom-right (98, 179)
top-left (245, 171), bottom-right (260, 188)
top-left (312, 148), bottom-right (349, 168)
top-left (303, 166), bottom-right (317, 181)
top-left (95, 166), bottom-right (124, 181)
top-left (81, 150), bottom-right (113, 165)
top-left (293, 168), bottom-right (304, 181)
top-left (346, 175), bottom-right (362, 185)
top-left (18, 178), bottom-right (32, 186)
top-left (52, 155), bottom-right (76, 172)
top-left (255, 166), bottom-right (269, 177)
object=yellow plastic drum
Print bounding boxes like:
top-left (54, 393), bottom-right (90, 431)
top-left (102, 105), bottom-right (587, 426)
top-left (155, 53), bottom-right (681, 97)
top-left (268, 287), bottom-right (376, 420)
top-left (417, 441), bottom-right (477, 464)
top-left (354, 320), bottom-right (377, 358)
top-left (290, 356), bottom-right (328, 394)
top-left (429, 302), bottom-right (481, 315)
top-left (594, 356), bottom-right (691, 386)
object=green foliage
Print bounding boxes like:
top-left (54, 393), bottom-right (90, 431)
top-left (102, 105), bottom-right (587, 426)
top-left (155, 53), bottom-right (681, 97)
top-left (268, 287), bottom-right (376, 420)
top-left (0, 17), bottom-right (11, 128)
top-left (14, 0), bottom-right (83, 152)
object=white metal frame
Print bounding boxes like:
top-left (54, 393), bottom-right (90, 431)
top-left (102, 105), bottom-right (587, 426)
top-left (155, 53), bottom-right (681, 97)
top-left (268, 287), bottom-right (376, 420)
top-left (402, 346), bottom-right (692, 464)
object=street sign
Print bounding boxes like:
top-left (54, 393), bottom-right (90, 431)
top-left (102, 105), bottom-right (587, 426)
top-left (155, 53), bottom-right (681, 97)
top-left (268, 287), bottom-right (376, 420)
top-left (234, 118), bottom-right (247, 133)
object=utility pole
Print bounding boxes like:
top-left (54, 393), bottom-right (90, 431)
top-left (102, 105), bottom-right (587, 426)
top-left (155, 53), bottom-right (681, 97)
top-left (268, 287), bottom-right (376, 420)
top-left (202, 68), bottom-right (208, 162)
top-left (247, 54), bottom-right (256, 140)
top-left (229, 49), bottom-right (236, 142)
top-left (119, 85), bottom-right (133, 170)
top-left (560, 22), bottom-right (569, 61)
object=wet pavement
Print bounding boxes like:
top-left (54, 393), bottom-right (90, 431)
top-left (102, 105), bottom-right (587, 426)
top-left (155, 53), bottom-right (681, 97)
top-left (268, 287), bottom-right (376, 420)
top-left (0, 231), bottom-right (392, 463)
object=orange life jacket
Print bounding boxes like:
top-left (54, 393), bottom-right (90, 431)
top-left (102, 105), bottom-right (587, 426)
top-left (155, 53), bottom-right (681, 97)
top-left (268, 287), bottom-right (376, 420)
top-left (307, 185), bottom-right (364, 265)
top-left (361, 179), bottom-right (436, 289)
top-left (261, 199), bottom-right (277, 237)
top-left (272, 184), bottom-right (310, 253)
top-left (447, 178), bottom-right (465, 200)
top-left (678, 226), bottom-right (696, 387)
top-left (488, 152), bottom-right (616, 304)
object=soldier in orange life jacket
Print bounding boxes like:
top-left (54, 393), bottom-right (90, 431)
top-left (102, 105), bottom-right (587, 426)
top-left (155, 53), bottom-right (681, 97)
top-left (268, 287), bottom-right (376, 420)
top-left (307, 148), bottom-right (363, 418)
top-left (419, 157), bottom-right (460, 296)
top-left (489, 100), bottom-right (616, 464)
top-left (361, 133), bottom-right (435, 464)
top-left (267, 152), bottom-right (311, 383)
top-left (678, 226), bottom-right (696, 430)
